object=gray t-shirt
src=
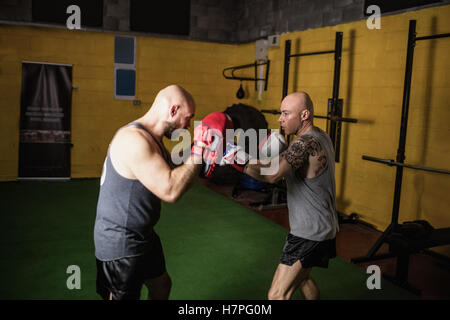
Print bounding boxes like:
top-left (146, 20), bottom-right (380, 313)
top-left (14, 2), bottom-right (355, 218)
top-left (283, 128), bottom-right (339, 241)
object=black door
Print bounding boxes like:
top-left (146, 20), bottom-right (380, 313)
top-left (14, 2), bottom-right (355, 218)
top-left (18, 62), bottom-right (72, 179)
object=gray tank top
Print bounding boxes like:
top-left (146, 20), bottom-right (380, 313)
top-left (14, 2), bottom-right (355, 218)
top-left (285, 128), bottom-right (339, 241)
top-left (94, 122), bottom-right (172, 261)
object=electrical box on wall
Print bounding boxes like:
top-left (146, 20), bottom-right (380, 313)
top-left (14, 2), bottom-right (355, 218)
top-left (268, 35), bottom-right (280, 47)
top-left (255, 39), bottom-right (268, 61)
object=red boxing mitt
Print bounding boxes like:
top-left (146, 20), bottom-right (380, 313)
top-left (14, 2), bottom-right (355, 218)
top-left (191, 112), bottom-right (233, 178)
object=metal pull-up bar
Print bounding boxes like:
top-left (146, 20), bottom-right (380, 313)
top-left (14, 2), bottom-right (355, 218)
top-left (222, 60), bottom-right (271, 91)
top-left (261, 110), bottom-right (357, 124)
top-left (282, 39), bottom-right (340, 99)
top-left (416, 32), bottom-right (450, 41)
top-left (288, 50), bottom-right (335, 58)
top-left (362, 155), bottom-right (450, 175)
top-left (314, 115), bottom-right (357, 123)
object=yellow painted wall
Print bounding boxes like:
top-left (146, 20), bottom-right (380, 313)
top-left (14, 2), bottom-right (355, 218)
top-left (238, 6), bottom-right (450, 256)
top-left (0, 5), bottom-right (449, 256)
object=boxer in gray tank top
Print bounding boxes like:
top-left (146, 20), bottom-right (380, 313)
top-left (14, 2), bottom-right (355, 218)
top-left (93, 85), bottom-right (201, 300)
top-left (243, 92), bottom-right (338, 300)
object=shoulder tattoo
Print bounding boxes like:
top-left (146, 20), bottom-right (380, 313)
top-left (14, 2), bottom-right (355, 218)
top-left (281, 135), bottom-right (322, 171)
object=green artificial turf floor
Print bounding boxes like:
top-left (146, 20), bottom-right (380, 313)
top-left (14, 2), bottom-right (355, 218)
top-left (0, 179), bottom-right (417, 300)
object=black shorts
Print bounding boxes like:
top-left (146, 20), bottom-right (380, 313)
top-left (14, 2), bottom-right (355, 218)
top-left (96, 233), bottom-right (166, 300)
top-left (280, 233), bottom-right (336, 268)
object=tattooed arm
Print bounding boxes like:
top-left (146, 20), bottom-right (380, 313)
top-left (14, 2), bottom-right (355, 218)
top-left (244, 134), bottom-right (324, 183)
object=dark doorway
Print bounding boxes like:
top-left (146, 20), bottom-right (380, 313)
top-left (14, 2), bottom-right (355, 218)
top-left (19, 62), bottom-right (73, 180)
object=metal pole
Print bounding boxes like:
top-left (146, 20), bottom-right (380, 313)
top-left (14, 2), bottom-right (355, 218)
top-left (362, 155), bottom-right (450, 175)
top-left (391, 20), bottom-right (417, 225)
top-left (264, 60), bottom-right (270, 90)
top-left (330, 32), bottom-right (343, 161)
top-left (281, 40), bottom-right (292, 136)
top-left (416, 33), bottom-right (450, 41)
top-left (289, 50), bottom-right (335, 57)
top-left (314, 115), bottom-right (357, 123)
top-left (334, 99), bottom-right (343, 162)
top-left (282, 40), bottom-right (291, 100)
top-left (332, 32), bottom-right (343, 103)
top-left (254, 61), bottom-right (257, 91)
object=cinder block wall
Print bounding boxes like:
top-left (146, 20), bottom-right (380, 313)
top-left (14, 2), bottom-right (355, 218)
top-left (2, 0), bottom-right (448, 44)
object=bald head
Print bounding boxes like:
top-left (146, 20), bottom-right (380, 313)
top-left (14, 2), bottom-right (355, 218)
top-left (282, 92), bottom-right (314, 119)
top-left (279, 91), bottom-right (314, 136)
top-left (154, 85), bottom-right (195, 113)
top-left (146, 85), bottom-right (195, 138)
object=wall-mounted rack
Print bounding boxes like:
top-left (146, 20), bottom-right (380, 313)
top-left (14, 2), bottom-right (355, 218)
top-left (222, 60), bottom-right (270, 91)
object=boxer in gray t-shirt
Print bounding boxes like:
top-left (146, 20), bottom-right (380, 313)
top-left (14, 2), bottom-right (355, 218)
top-left (244, 92), bottom-right (338, 300)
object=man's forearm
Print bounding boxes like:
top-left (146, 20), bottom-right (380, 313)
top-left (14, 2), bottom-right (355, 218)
top-left (167, 158), bottom-right (201, 202)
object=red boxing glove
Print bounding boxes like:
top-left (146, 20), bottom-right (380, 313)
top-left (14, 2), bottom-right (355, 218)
top-left (191, 112), bottom-right (233, 178)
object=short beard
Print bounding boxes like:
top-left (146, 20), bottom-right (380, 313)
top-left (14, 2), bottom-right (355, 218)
top-left (163, 123), bottom-right (177, 139)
